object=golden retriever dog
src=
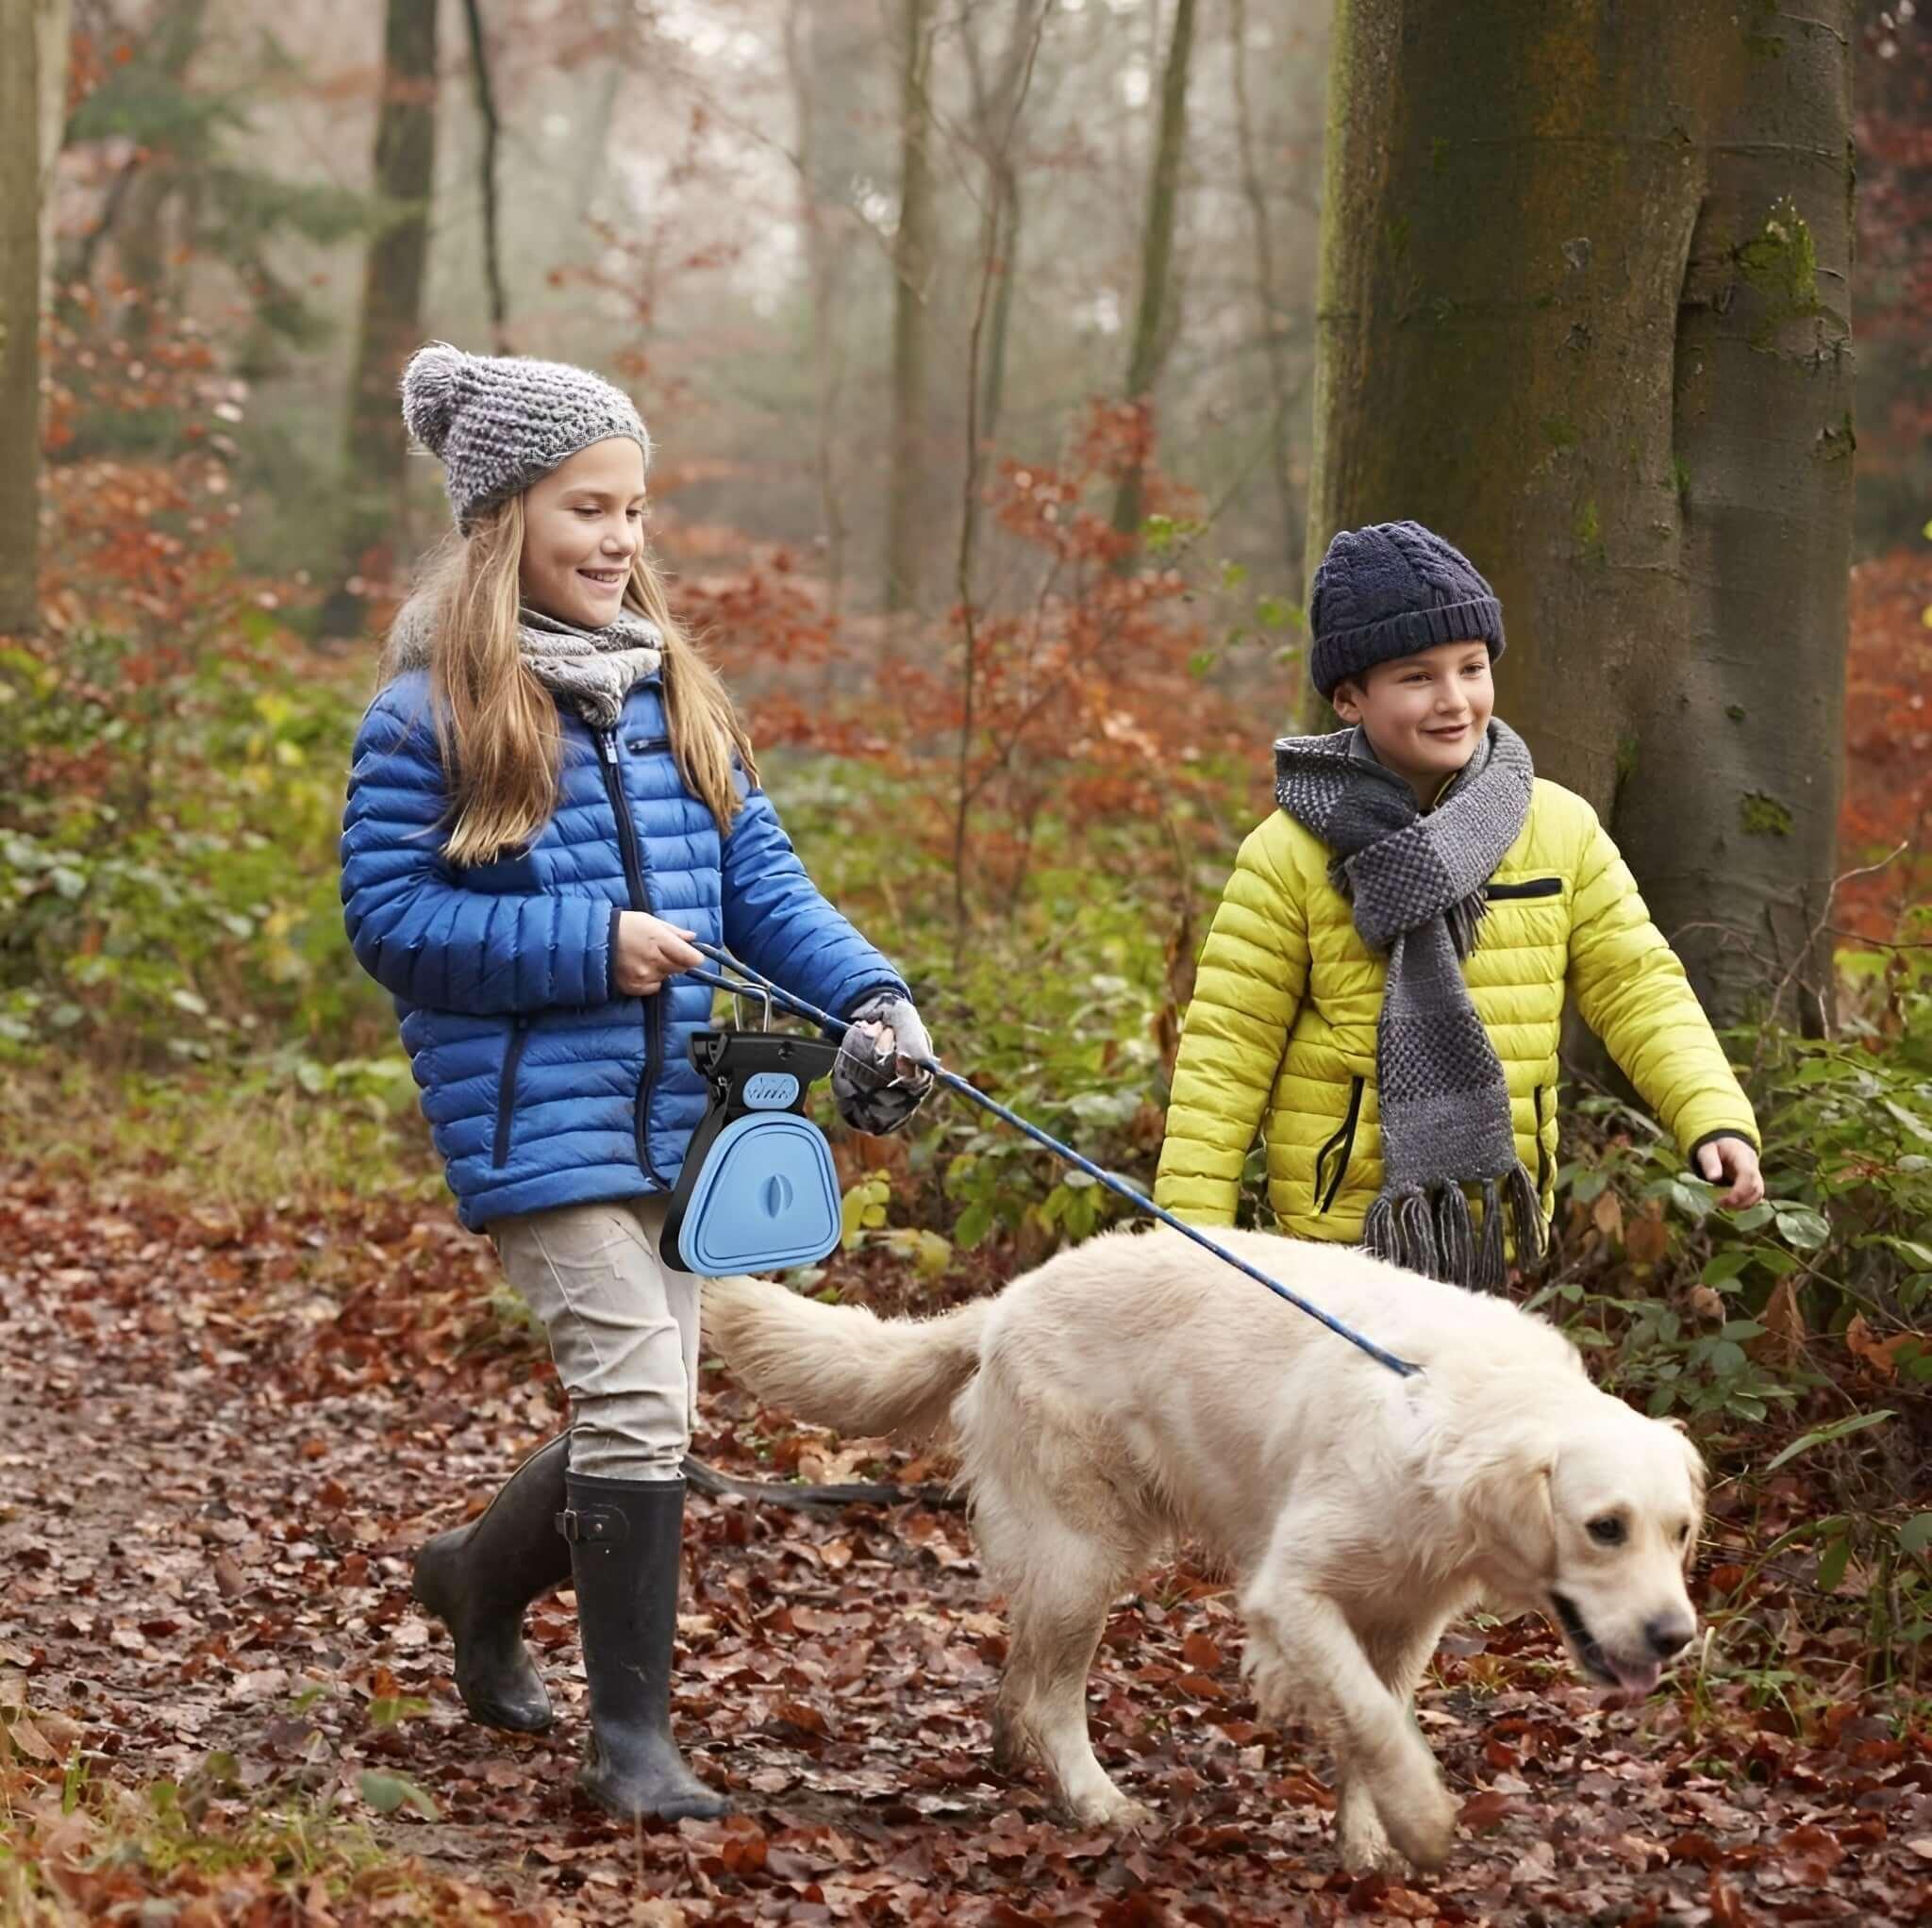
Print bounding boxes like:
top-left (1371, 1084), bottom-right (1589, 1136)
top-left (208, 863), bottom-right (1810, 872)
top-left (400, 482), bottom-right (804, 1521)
top-left (704, 1224), bottom-right (1705, 1873)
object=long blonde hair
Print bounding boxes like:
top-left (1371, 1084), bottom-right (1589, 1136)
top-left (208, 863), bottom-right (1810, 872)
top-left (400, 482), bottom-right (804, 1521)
top-left (396, 497), bottom-right (759, 866)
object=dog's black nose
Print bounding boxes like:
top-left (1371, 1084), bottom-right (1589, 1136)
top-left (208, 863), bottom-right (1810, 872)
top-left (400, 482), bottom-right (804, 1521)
top-left (1644, 1616), bottom-right (1694, 1659)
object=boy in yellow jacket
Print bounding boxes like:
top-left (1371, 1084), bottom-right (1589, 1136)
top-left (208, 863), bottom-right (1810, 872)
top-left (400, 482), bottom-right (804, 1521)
top-left (1154, 520), bottom-right (1762, 1287)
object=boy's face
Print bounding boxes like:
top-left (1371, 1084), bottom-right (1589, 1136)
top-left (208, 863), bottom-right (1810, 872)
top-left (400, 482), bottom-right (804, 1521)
top-left (1330, 640), bottom-right (1495, 798)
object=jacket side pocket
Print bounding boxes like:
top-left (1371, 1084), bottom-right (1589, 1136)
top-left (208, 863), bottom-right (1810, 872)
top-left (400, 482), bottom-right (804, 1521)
top-left (1532, 1083), bottom-right (1552, 1200)
top-left (1313, 1075), bottom-right (1366, 1215)
top-left (492, 1015), bottom-right (534, 1168)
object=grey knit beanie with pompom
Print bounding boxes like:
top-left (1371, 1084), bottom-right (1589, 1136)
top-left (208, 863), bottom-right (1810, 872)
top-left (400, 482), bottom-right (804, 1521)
top-left (399, 341), bottom-right (652, 533)
top-left (1307, 521), bottom-right (1505, 700)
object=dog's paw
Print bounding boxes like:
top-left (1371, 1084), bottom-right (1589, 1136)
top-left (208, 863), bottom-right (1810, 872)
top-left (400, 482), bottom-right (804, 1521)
top-left (1337, 1824), bottom-right (1405, 1875)
top-left (990, 1714), bottom-right (1030, 1777)
top-left (1335, 1782), bottom-right (1400, 1874)
top-left (1379, 1773), bottom-right (1457, 1874)
top-left (1241, 1637), bottom-right (1307, 1728)
top-left (1065, 1787), bottom-right (1157, 1834)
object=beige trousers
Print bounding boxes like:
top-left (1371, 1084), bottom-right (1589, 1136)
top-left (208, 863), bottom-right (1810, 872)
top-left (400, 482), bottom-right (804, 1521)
top-left (491, 1196), bottom-right (699, 1481)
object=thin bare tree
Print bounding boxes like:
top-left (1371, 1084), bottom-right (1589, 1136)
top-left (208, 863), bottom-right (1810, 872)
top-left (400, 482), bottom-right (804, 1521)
top-left (883, 0), bottom-right (937, 615)
top-left (1228, 0), bottom-right (1304, 577)
top-left (34, 0), bottom-right (70, 311)
top-left (460, 0), bottom-right (509, 348)
top-left (951, 0), bottom-right (1051, 954)
top-left (1, 0), bottom-right (41, 633)
top-left (962, 0), bottom-right (1051, 450)
top-left (783, 0), bottom-right (857, 622)
top-left (322, 0), bottom-right (441, 641)
top-left (1109, 0), bottom-right (1198, 562)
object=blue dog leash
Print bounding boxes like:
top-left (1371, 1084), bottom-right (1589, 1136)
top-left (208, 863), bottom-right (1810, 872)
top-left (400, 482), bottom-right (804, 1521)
top-left (685, 943), bottom-right (1421, 1381)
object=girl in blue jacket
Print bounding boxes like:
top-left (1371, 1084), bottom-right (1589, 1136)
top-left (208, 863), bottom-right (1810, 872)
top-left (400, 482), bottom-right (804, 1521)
top-left (341, 342), bottom-right (931, 1823)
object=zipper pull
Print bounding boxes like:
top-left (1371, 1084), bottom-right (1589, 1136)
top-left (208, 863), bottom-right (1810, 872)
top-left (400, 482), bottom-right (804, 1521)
top-left (599, 731), bottom-right (619, 764)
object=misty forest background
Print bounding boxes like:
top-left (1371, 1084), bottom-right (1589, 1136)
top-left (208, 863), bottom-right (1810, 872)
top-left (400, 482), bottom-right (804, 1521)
top-left (0, 1), bottom-right (1930, 1922)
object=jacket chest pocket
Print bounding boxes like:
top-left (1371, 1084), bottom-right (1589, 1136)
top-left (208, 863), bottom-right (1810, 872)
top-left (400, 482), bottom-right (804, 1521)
top-left (1486, 876), bottom-right (1562, 901)
top-left (455, 851), bottom-right (541, 894)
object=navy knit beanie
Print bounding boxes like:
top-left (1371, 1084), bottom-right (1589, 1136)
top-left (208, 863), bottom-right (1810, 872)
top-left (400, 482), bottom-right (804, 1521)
top-left (1307, 521), bottom-right (1505, 700)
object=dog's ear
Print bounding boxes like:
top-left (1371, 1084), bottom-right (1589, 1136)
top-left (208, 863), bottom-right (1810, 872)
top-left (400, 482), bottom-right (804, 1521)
top-left (1457, 1431), bottom-right (1559, 1583)
top-left (1662, 1417), bottom-right (1708, 1556)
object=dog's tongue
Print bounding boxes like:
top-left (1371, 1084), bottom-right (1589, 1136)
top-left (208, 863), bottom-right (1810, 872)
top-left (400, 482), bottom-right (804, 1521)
top-left (1608, 1657), bottom-right (1661, 1697)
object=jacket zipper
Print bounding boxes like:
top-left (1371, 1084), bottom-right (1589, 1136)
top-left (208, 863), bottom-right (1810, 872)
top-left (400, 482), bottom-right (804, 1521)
top-left (1486, 877), bottom-right (1562, 900)
top-left (1532, 1084), bottom-right (1551, 1198)
top-left (598, 729), bottom-right (670, 1185)
top-left (1313, 1075), bottom-right (1366, 1214)
top-left (492, 1014), bottom-right (532, 1168)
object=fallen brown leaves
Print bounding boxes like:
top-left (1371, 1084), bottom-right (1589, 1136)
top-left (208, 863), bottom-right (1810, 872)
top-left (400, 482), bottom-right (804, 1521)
top-left (2, 1165), bottom-right (1930, 1925)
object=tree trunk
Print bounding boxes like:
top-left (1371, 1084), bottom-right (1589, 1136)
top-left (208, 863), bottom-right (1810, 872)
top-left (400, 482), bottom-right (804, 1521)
top-left (461, 0), bottom-right (508, 348)
top-left (322, 0), bottom-right (440, 641)
top-left (1109, 0), bottom-right (1198, 560)
top-left (964, 0), bottom-right (1047, 450)
top-left (112, 0), bottom-right (207, 339)
top-left (883, 0), bottom-right (937, 615)
top-left (35, 0), bottom-right (69, 312)
top-left (1307, 0), bottom-right (1853, 1025)
top-left (977, 168), bottom-right (1023, 447)
top-left (570, 4), bottom-right (628, 220)
top-left (1228, 0), bottom-right (1303, 580)
top-left (0, 0), bottom-right (41, 635)
top-left (784, 0), bottom-right (854, 624)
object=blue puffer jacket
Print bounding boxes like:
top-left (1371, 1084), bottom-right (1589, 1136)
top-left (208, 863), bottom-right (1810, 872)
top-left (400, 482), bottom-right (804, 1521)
top-left (340, 668), bottom-right (908, 1230)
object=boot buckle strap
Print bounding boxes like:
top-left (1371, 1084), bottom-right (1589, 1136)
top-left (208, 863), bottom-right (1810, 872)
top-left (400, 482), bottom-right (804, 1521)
top-left (556, 1505), bottom-right (627, 1544)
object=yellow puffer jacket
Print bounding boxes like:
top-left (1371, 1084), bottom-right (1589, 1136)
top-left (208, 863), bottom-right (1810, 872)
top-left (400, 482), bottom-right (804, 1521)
top-left (1154, 778), bottom-right (1758, 1239)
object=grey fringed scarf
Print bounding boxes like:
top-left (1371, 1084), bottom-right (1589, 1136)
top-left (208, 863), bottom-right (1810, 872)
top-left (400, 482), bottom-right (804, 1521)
top-left (385, 596), bottom-right (663, 728)
top-left (1273, 721), bottom-right (1545, 1288)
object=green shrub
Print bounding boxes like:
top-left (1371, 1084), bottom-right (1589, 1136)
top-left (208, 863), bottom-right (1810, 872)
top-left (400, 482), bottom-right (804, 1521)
top-left (0, 623), bottom-right (394, 1066)
top-left (1526, 942), bottom-right (1932, 1686)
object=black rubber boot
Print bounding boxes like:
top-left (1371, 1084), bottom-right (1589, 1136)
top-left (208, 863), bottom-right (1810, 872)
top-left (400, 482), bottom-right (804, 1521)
top-left (560, 1471), bottom-right (729, 1822)
top-left (412, 1434), bottom-right (572, 1733)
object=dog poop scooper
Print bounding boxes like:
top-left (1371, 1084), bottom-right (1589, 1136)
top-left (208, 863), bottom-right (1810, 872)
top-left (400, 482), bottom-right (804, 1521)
top-left (671, 944), bottom-right (1421, 1381)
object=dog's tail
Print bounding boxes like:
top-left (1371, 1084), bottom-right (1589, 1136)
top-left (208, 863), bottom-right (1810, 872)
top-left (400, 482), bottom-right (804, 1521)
top-left (703, 1274), bottom-right (989, 1441)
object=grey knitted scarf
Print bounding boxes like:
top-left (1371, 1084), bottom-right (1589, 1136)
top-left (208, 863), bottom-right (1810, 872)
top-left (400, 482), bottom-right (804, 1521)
top-left (514, 606), bottom-right (662, 729)
top-left (1273, 720), bottom-right (1544, 1288)
top-left (385, 596), bottom-right (662, 729)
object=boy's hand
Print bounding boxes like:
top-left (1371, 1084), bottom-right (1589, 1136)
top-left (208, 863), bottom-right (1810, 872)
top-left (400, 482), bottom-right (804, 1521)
top-left (1696, 1136), bottom-right (1764, 1210)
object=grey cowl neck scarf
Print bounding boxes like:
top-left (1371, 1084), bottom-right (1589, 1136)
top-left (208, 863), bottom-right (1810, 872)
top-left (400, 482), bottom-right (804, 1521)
top-left (385, 593), bottom-right (663, 730)
top-left (1273, 719), bottom-right (1545, 1288)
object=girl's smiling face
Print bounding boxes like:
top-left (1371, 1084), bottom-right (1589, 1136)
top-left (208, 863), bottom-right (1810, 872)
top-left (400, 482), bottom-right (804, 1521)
top-left (1330, 640), bottom-right (1496, 801)
top-left (517, 438), bottom-right (648, 627)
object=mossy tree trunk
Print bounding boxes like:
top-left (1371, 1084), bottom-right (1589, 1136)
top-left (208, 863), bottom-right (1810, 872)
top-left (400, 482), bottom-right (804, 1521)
top-left (1307, 0), bottom-right (1854, 1026)
top-left (322, 0), bottom-right (440, 641)
top-left (0, 0), bottom-right (41, 635)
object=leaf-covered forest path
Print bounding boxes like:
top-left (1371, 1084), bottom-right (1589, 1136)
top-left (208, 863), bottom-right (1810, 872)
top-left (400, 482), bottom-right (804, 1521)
top-left (2, 1169), bottom-right (1928, 1925)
